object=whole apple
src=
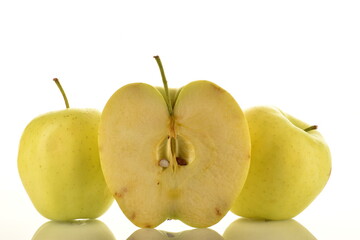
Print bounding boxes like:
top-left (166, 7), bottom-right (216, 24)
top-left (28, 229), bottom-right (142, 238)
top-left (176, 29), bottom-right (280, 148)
top-left (231, 106), bottom-right (331, 220)
top-left (18, 78), bottom-right (113, 221)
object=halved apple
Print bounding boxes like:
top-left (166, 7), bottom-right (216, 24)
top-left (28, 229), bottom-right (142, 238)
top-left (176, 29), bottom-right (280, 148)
top-left (98, 56), bottom-right (250, 228)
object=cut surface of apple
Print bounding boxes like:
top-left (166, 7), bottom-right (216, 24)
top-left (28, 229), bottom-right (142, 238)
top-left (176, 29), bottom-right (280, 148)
top-left (99, 69), bottom-right (250, 228)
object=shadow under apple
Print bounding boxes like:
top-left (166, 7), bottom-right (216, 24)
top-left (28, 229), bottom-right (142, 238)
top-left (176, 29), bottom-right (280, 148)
top-left (32, 219), bottom-right (116, 240)
top-left (223, 218), bottom-right (316, 240)
top-left (127, 228), bottom-right (223, 240)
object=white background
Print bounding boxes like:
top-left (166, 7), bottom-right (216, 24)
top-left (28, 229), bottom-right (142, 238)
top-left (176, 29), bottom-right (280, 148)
top-left (1, 0), bottom-right (359, 239)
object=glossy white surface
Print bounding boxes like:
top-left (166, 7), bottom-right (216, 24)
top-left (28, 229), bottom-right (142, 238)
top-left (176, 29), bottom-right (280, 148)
top-left (1, 0), bottom-right (359, 239)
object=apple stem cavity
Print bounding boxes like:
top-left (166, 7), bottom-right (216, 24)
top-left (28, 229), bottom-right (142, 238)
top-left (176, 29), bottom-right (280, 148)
top-left (53, 78), bottom-right (70, 109)
top-left (304, 125), bottom-right (318, 132)
top-left (154, 56), bottom-right (173, 115)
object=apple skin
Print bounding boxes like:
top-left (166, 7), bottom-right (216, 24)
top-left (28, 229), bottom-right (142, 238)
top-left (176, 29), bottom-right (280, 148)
top-left (18, 109), bottom-right (113, 221)
top-left (231, 106), bottom-right (331, 220)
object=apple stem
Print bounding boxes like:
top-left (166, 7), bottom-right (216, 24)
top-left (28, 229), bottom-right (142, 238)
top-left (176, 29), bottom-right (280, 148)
top-left (53, 78), bottom-right (70, 109)
top-left (154, 56), bottom-right (173, 115)
top-left (304, 125), bottom-right (318, 132)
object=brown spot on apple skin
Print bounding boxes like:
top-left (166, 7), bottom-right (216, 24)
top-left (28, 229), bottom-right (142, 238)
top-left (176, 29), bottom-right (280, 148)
top-left (114, 187), bottom-right (128, 198)
top-left (215, 208), bottom-right (222, 216)
top-left (131, 212), bottom-right (136, 220)
top-left (114, 192), bottom-right (122, 198)
top-left (211, 83), bottom-right (223, 92)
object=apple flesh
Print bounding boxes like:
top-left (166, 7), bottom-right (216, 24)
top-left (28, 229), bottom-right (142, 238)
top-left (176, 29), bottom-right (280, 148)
top-left (99, 58), bottom-right (250, 228)
top-left (231, 106), bottom-right (331, 220)
top-left (18, 79), bottom-right (113, 221)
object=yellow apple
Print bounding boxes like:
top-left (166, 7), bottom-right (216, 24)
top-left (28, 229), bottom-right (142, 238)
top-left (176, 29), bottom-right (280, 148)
top-left (231, 106), bottom-right (331, 220)
top-left (99, 56), bottom-right (251, 228)
top-left (18, 79), bottom-right (113, 221)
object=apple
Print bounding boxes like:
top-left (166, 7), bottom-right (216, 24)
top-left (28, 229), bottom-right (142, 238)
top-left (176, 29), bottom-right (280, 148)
top-left (231, 106), bottom-right (331, 220)
top-left (18, 78), bottom-right (113, 221)
top-left (32, 220), bottom-right (116, 240)
top-left (127, 228), bottom-right (223, 240)
top-left (99, 56), bottom-right (251, 228)
top-left (223, 218), bottom-right (316, 240)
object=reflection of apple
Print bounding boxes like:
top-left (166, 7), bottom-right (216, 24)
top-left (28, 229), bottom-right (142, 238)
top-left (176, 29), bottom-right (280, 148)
top-left (18, 79), bottom-right (113, 221)
top-left (231, 106), bottom-right (331, 220)
top-left (99, 56), bottom-right (251, 228)
top-left (223, 218), bottom-right (316, 240)
top-left (127, 228), bottom-right (223, 240)
top-left (32, 220), bottom-right (116, 240)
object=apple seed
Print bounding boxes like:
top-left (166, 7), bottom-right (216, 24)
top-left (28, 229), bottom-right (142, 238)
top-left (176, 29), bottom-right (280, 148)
top-left (159, 159), bottom-right (170, 168)
top-left (176, 157), bottom-right (188, 166)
